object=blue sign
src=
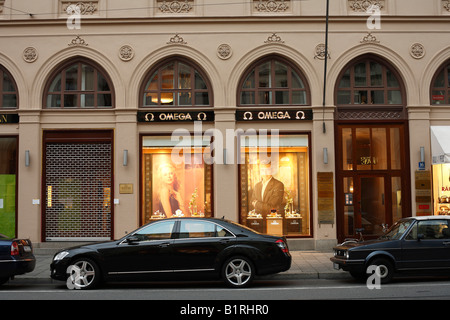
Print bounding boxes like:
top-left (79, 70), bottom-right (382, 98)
top-left (418, 161), bottom-right (425, 170)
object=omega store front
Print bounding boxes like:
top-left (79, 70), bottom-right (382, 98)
top-left (138, 109), bottom-right (313, 238)
top-left (236, 109), bottom-right (312, 238)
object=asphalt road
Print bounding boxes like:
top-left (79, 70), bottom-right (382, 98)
top-left (1, 277), bottom-right (450, 301)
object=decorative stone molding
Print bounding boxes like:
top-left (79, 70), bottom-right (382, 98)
top-left (166, 34), bottom-right (187, 45)
top-left (61, 1), bottom-right (98, 15)
top-left (217, 44), bottom-right (232, 60)
top-left (360, 32), bottom-right (380, 44)
top-left (348, 0), bottom-right (384, 12)
top-left (119, 45), bottom-right (134, 62)
top-left (68, 35), bottom-right (88, 47)
top-left (158, 0), bottom-right (193, 13)
top-left (314, 44), bottom-right (331, 60)
top-left (338, 110), bottom-right (402, 120)
top-left (254, 0), bottom-right (289, 12)
top-left (410, 43), bottom-right (425, 59)
top-left (264, 33), bottom-right (284, 44)
top-left (23, 47), bottom-right (38, 63)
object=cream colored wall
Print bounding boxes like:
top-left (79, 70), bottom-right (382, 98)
top-left (0, 0), bottom-right (449, 246)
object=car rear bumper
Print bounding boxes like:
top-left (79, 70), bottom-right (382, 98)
top-left (0, 256), bottom-right (36, 278)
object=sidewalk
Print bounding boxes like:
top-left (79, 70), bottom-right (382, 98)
top-left (17, 251), bottom-right (351, 281)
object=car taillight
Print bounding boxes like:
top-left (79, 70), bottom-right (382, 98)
top-left (11, 241), bottom-right (20, 256)
top-left (276, 239), bottom-right (289, 253)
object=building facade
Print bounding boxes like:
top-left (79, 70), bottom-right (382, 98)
top-left (0, 0), bottom-right (450, 250)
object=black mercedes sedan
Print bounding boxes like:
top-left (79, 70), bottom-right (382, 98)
top-left (0, 234), bottom-right (36, 285)
top-left (331, 216), bottom-right (450, 284)
top-left (51, 217), bottom-right (291, 289)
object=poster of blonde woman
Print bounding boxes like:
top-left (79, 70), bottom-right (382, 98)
top-left (151, 154), bottom-right (207, 218)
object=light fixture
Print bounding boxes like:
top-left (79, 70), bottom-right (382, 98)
top-left (420, 146), bottom-right (425, 163)
top-left (123, 150), bottom-right (128, 166)
top-left (25, 150), bottom-right (30, 167)
top-left (323, 147), bottom-right (328, 164)
top-left (223, 148), bottom-right (227, 165)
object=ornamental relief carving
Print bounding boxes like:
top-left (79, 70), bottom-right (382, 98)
top-left (23, 47), bottom-right (38, 63)
top-left (254, 0), bottom-right (290, 13)
top-left (410, 43), bottom-right (425, 59)
top-left (61, 1), bottom-right (98, 15)
top-left (157, 0), bottom-right (193, 14)
top-left (443, 0), bottom-right (450, 12)
top-left (348, 0), bottom-right (385, 12)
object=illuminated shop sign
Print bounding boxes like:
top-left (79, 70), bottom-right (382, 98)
top-left (236, 109), bottom-right (313, 121)
top-left (0, 114), bottom-right (19, 124)
top-left (137, 111), bottom-right (214, 123)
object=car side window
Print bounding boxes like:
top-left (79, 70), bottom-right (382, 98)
top-left (134, 220), bottom-right (176, 241)
top-left (178, 220), bottom-right (233, 239)
top-left (407, 220), bottom-right (450, 240)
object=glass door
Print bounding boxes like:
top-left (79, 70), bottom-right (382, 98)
top-left (337, 124), bottom-right (409, 241)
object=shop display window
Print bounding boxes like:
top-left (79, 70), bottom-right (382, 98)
top-left (239, 134), bottom-right (310, 237)
top-left (0, 137), bottom-right (17, 238)
top-left (141, 136), bottom-right (213, 224)
top-left (433, 163), bottom-right (450, 215)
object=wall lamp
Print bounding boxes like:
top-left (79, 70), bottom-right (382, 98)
top-left (323, 147), bottom-right (328, 164)
top-left (420, 146), bottom-right (425, 163)
top-left (25, 150), bottom-right (30, 167)
top-left (123, 150), bottom-right (128, 166)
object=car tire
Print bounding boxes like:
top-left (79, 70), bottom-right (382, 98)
top-left (66, 257), bottom-right (101, 290)
top-left (0, 277), bottom-right (9, 286)
top-left (222, 256), bottom-right (255, 288)
top-left (366, 258), bottom-right (394, 284)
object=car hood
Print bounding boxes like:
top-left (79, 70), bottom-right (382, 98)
top-left (335, 238), bottom-right (393, 250)
top-left (59, 240), bottom-right (118, 253)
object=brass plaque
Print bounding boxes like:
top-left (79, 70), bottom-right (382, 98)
top-left (119, 183), bottom-right (133, 194)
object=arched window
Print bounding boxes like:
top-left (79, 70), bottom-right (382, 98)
top-left (336, 57), bottom-right (404, 106)
top-left (44, 58), bottom-right (114, 108)
top-left (238, 56), bottom-right (310, 106)
top-left (141, 58), bottom-right (212, 107)
top-left (0, 66), bottom-right (18, 109)
top-left (431, 60), bottom-right (450, 105)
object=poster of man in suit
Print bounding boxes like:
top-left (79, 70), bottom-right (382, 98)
top-left (251, 161), bottom-right (285, 216)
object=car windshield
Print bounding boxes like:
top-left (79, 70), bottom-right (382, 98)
top-left (379, 219), bottom-right (413, 240)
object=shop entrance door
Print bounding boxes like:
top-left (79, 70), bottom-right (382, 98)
top-left (344, 175), bottom-right (388, 238)
top-left (337, 124), bottom-right (410, 242)
top-left (42, 131), bottom-right (113, 241)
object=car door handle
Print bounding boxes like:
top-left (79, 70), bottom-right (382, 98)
top-left (158, 242), bottom-right (171, 248)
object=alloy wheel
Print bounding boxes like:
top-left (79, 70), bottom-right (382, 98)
top-left (223, 257), bottom-right (254, 287)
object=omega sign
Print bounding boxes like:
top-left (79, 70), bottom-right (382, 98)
top-left (236, 109), bottom-right (313, 121)
top-left (137, 111), bottom-right (214, 123)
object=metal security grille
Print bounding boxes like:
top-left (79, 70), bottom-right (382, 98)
top-left (44, 142), bottom-right (112, 241)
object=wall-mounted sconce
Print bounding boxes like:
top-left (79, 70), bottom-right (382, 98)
top-left (420, 146), bottom-right (425, 163)
top-left (323, 147), bottom-right (328, 164)
top-left (123, 150), bottom-right (128, 166)
top-left (25, 150), bottom-right (30, 167)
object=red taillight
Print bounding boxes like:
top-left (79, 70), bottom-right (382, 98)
top-left (276, 239), bottom-right (289, 253)
top-left (11, 241), bottom-right (19, 256)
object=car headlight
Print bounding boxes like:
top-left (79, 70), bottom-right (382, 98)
top-left (54, 251), bottom-right (69, 261)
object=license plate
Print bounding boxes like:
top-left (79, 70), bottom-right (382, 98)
top-left (23, 246), bottom-right (31, 252)
top-left (333, 263), bottom-right (340, 270)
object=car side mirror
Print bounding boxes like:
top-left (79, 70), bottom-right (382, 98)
top-left (126, 235), bottom-right (140, 244)
top-left (417, 233), bottom-right (424, 241)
